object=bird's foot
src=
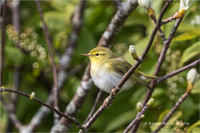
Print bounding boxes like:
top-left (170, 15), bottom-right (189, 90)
top-left (103, 98), bottom-right (112, 107)
top-left (111, 89), bottom-right (117, 96)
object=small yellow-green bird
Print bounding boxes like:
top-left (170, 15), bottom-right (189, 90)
top-left (82, 47), bottom-right (156, 93)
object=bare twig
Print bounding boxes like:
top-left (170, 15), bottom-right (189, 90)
top-left (84, 90), bottom-right (103, 124)
top-left (143, 17), bottom-right (183, 105)
top-left (52, 64), bottom-right (92, 133)
top-left (130, 17), bottom-right (184, 133)
top-left (50, 0), bottom-right (87, 132)
top-left (98, 0), bottom-right (138, 47)
top-left (23, 0), bottom-right (86, 132)
top-left (0, 87), bottom-right (84, 130)
top-left (161, 13), bottom-right (182, 25)
top-left (55, 0), bottom-right (139, 132)
top-left (0, 0), bottom-right (6, 86)
top-left (141, 0), bottom-right (172, 59)
top-left (126, 60), bottom-right (200, 132)
top-left (34, 0), bottom-right (59, 121)
top-left (0, 97), bottom-right (23, 131)
top-left (154, 89), bottom-right (192, 132)
top-left (124, 99), bottom-right (153, 133)
top-left (6, 0), bottom-right (21, 132)
top-left (156, 59), bottom-right (200, 84)
top-left (151, 17), bottom-right (166, 41)
top-left (82, 1), bottom-right (169, 131)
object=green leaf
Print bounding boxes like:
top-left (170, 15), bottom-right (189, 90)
top-left (173, 30), bottom-right (200, 42)
top-left (77, 26), bottom-right (96, 53)
top-left (187, 120), bottom-right (200, 133)
top-left (180, 41), bottom-right (200, 65)
top-left (43, 3), bottom-right (76, 34)
top-left (151, 111), bottom-right (182, 131)
top-left (157, 109), bottom-right (170, 122)
top-left (124, 10), bottom-right (150, 27)
top-left (152, 88), bottom-right (165, 98)
top-left (105, 110), bottom-right (136, 131)
top-left (168, 111), bottom-right (182, 124)
top-left (180, 96), bottom-right (196, 119)
top-left (5, 46), bottom-right (24, 66)
top-left (50, 0), bottom-right (77, 11)
top-left (44, 11), bottom-right (69, 33)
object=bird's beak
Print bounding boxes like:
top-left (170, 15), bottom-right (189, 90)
top-left (82, 53), bottom-right (90, 56)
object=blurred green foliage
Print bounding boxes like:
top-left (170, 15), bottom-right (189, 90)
top-left (1, 0), bottom-right (200, 132)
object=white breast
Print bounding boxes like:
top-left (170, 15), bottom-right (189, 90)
top-left (91, 63), bottom-right (134, 93)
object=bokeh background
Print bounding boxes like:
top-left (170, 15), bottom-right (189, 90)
top-left (1, 0), bottom-right (200, 132)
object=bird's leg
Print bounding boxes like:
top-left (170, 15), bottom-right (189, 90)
top-left (111, 88), bottom-right (117, 96)
top-left (103, 97), bottom-right (112, 107)
top-left (103, 88), bottom-right (118, 107)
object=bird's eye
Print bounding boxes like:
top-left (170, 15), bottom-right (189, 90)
top-left (96, 53), bottom-right (99, 56)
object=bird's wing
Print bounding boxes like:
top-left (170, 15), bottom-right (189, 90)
top-left (102, 58), bottom-right (150, 88)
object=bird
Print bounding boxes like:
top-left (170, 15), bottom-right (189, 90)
top-left (82, 47), bottom-right (157, 93)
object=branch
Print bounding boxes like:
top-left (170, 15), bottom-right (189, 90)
top-left (126, 60), bottom-right (200, 132)
top-left (0, 88), bottom-right (84, 130)
top-left (55, 0), bottom-right (139, 132)
top-left (0, 0), bottom-right (6, 86)
top-left (156, 59), bottom-right (200, 84)
top-left (151, 17), bottom-right (166, 41)
top-left (34, 0), bottom-right (59, 117)
top-left (141, 0), bottom-right (172, 59)
top-left (51, 64), bottom-right (93, 132)
top-left (154, 89), bottom-right (192, 132)
top-left (82, 1), bottom-right (170, 131)
top-left (98, 0), bottom-right (138, 47)
top-left (0, 97), bottom-right (23, 131)
top-left (113, 0), bottom-right (122, 9)
top-left (130, 16), bottom-right (184, 133)
top-left (23, 0), bottom-right (86, 132)
top-left (50, 0), bottom-right (87, 132)
top-left (143, 17), bottom-right (183, 105)
top-left (84, 90), bottom-right (103, 124)
top-left (124, 99), bottom-right (152, 133)
top-left (7, 0), bottom-right (21, 132)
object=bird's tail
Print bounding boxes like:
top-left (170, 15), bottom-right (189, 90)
top-left (132, 71), bottom-right (159, 88)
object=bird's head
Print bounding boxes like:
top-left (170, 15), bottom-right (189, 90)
top-left (82, 47), bottom-right (118, 64)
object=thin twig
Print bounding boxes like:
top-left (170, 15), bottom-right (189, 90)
top-left (34, 0), bottom-right (59, 121)
top-left (126, 60), bottom-right (200, 132)
top-left (154, 90), bottom-right (192, 132)
top-left (0, 87), bottom-right (84, 130)
top-left (26, 0), bottom-right (87, 131)
top-left (59, 0), bottom-right (138, 132)
top-left (49, 0), bottom-right (87, 132)
top-left (7, 0), bottom-right (21, 132)
top-left (130, 18), bottom-right (183, 132)
top-left (0, 0), bottom-right (6, 86)
top-left (0, 97), bottom-right (23, 131)
top-left (143, 17), bottom-right (183, 105)
top-left (128, 3), bottom-right (173, 132)
top-left (124, 100), bottom-right (152, 133)
top-left (151, 17), bottom-right (166, 41)
top-left (54, 64), bottom-right (92, 132)
top-left (98, 0), bottom-right (138, 47)
top-left (161, 14), bottom-right (180, 25)
top-left (84, 90), bottom-right (103, 124)
top-left (82, 1), bottom-right (169, 131)
top-left (141, 0), bottom-right (172, 59)
top-left (156, 59), bottom-right (200, 84)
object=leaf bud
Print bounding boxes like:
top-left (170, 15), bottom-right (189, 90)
top-left (30, 92), bottom-right (35, 100)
